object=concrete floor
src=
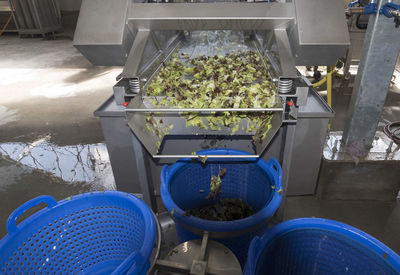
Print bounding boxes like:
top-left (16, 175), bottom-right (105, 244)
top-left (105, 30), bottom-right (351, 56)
top-left (1, 26), bottom-right (400, 257)
top-left (0, 29), bottom-right (120, 237)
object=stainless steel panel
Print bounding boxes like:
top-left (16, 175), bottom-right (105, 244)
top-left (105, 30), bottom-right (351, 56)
top-left (73, 0), bottom-right (133, 66)
top-left (127, 3), bottom-right (295, 30)
top-left (290, 0), bottom-right (350, 65)
top-left (286, 117), bottom-right (329, 195)
top-left (291, 43), bottom-right (350, 66)
top-left (153, 30), bottom-right (182, 51)
top-left (74, 0), bottom-right (350, 66)
top-left (131, 131), bottom-right (158, 211)
top-left (286, 89), bottom-right (334, 196)
top-left (294, 0), bottom-right (349, 45)
top-left (94, 97), bottom-right (143, 194)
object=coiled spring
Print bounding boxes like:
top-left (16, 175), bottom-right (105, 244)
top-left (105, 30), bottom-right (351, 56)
top-left (278, 78), bottom-right (293, 94)
top-left (129, 78), bottom-right (140, 94)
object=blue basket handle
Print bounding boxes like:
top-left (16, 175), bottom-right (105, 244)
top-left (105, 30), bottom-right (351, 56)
top-left (161, 165), bottom-right (169, 180)
top-left (268, 158), bottom-right (282, 190)
top-left (7, 195), bottom-right (57, 234)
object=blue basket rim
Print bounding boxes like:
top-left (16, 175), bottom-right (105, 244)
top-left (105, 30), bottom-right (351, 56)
top-left (0, 191), bottom-right (156, 274)
top-left (161, 148), bottom-right (283, 233)
top-left (244, 218), bottom-right (400, 274)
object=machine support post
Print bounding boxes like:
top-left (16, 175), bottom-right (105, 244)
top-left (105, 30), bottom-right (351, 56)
top-left (343, 0), bottom-right (400, 147)
top-left (274, 124), bottom-right (297, 222)
top-left (131, 132), bottom-right (158, 212)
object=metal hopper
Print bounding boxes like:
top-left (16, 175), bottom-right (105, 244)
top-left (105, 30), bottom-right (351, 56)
top-left (125, 31), bottom-right (283, 158)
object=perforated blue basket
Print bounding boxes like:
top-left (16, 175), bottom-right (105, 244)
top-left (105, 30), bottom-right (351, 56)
top-left (0, 191), bottom-right (156, 275)
top-left (160, 148), bottom-right (283, 267)
top-left (244, 218), bottom-right (400, 275)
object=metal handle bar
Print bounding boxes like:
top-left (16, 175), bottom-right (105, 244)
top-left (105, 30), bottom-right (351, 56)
top-left (125, 107), bottom-right (283, 113)
top-left (153, 154), bottom-right (260, 159)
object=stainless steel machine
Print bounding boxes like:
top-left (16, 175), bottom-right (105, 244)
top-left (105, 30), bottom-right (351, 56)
top-left (73, 1), bottom-right (349, 272)
top-left (73, 0), bottom-right (349, 214)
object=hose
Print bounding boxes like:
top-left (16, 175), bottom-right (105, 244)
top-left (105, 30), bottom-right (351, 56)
top-left (313, 66), bottom-right (334, 108)
top-left (384, 121), bottom-right (400, 145)
top-left (313, 66), bottom-right (335, 129)
top-left (327, 66), bottom-right (333, 108)
top-left (0, 0), bottom-right (17, 36)
top-left (312, 75), bottom-right (327, 88)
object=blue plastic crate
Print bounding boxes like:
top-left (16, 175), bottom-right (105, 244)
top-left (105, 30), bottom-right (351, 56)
top-left (0, 191), bottom-right (156, 275)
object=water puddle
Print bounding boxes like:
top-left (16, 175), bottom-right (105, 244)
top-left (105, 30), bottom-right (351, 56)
top-left (0, 136), bottom-right (115, 190)
top-left (324, 131), bottom-right (400, 161)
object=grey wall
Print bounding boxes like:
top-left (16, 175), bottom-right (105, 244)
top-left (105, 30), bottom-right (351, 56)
top-left (60, 0), bottom-right (82, 11)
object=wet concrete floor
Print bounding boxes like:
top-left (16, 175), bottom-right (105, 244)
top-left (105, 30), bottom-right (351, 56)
top-left (0, 31), bottom-right (120, 237)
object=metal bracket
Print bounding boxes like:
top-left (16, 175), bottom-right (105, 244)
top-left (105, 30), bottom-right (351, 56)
top-left (120, 29), bottom-right (151, 79)
top-left (273, 29), bottom-right (298, 79)
top-left (118, 29), bottom-right (151, 94)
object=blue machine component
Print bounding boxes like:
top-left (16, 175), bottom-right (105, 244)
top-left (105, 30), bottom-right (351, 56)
top-left (347, 1), bottom-right (400, 27)
top-left (348, 1), bottom-right (400, 17)
top-left (348, 0), bottom-right (360, 8)
top-left (380, 2), bottom-right (400, 17)
top-left (364, 3), bottom-right (378, 15)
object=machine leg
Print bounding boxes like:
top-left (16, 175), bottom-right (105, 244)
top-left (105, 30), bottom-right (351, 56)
top-left (274, 123), bottom-right (297, 223)
top-left (131, 133), bottom-right (158, 212)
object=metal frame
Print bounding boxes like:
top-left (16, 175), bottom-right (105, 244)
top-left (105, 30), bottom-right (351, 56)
top-left (0, 0), bottom-right (19, 32)
top-left (125, 107), bottom-right (283, 113)
top-left (122, 30), bottom-right (288, 159)
top-left (9, 0), bottom-right (62, 37)
top-left (127, 2), bottom-right (295, 31)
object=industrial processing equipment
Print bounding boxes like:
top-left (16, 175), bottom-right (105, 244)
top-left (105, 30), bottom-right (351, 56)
top-left (73, 0), bottom-right (348, 215)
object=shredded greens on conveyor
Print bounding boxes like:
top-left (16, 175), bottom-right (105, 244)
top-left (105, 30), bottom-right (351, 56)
top-left (145, 50), bottom-right (278, 150)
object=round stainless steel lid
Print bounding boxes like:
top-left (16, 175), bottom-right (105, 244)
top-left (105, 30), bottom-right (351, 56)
top-left (158, 239), bottom-right (242, 275)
